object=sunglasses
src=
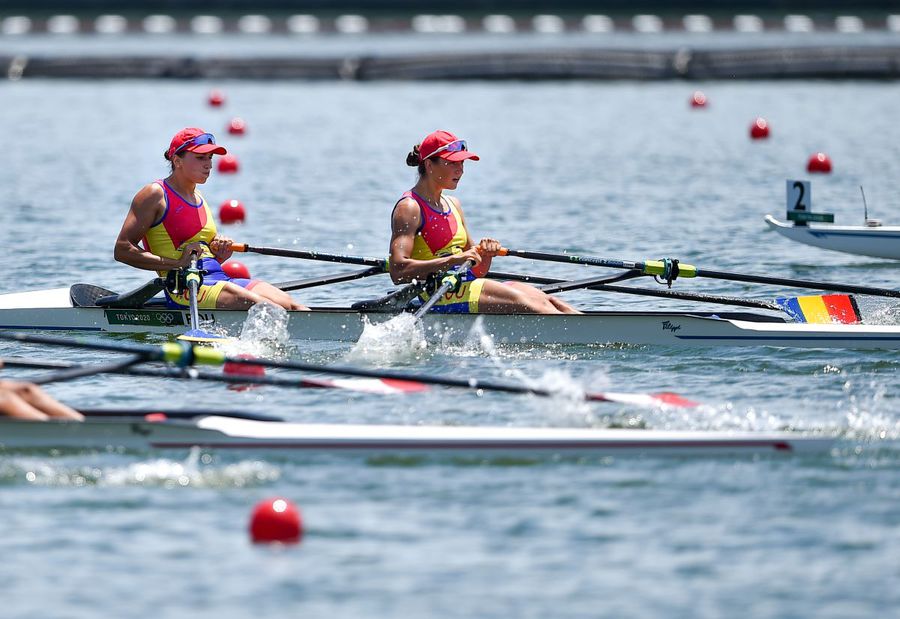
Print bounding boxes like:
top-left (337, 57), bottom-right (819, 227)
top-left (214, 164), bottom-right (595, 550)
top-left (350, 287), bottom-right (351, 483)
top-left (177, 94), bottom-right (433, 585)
top-left (425, 139), bottom-right (467, 159)
top-left (173, 133), bottom-right (216, 156)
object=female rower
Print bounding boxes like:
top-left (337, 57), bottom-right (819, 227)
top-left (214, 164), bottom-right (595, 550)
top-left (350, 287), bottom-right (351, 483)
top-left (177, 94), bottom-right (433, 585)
top-left (114, 127), bottom-right (307, 310)
top-left (389, 130), bottom-right (580, 314)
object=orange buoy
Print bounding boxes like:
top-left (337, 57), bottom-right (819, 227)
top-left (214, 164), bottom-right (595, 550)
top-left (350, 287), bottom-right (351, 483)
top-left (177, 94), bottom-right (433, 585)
top-left (222, 260), bottom-right (250, 279)
top-left (227, 117), bottom-right (246, 135)
top-left (217, 154), bottom-right (239, 174)
top-left (249, 497), bottom-right (303, 544)
top-left (208, 89), bottom-right (225, 107)
top-left (807, 152), bottom-right (832, 173)
top-left (750, 117), bottom-right (770, 139)
top-left (690, 91), bottom-right (708, 108)
top-left (219, 199), bottom-right (246, 224)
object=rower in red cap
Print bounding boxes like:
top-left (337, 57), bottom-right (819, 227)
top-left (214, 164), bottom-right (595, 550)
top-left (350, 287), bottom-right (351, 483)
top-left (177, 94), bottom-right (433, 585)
top-left (114, 128), bottom-right (307, 310)
top-left (389, 130), bottom-right (580, 314)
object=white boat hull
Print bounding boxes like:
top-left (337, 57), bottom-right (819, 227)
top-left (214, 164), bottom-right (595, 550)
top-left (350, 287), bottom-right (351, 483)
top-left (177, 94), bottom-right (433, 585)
top-left (765, 214), bottom-right (900, 260)
top-left (0, 414), bottom-right (835, 456)
top-left (2, 285), bottom-right (900, 349)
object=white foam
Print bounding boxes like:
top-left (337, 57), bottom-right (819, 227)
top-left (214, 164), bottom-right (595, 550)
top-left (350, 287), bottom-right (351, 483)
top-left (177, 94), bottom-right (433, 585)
top-left (345, 314), bottom-right (427, 365)
top-left (6, 449), bottom-right (280, 488)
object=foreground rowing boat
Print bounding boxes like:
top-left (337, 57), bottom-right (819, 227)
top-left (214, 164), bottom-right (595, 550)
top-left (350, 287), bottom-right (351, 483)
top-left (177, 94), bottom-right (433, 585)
top-left (0, 411), bottom-right (835, 456)
top-left (1, 285), bottom-right (900, 349)
top-left (765, 215), bottom-right (900, 261)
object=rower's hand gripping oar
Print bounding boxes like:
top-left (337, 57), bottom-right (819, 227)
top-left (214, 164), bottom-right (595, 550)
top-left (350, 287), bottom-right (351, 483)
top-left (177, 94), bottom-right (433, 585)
top-left (0, 333), bottom-right (700, 409)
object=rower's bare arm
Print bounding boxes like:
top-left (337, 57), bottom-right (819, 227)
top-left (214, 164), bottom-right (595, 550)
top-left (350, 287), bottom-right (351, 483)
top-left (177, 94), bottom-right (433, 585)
top-left (389, 199), bottom-right (480, 283)
top-left (114, 184), bottom-right (193, 271)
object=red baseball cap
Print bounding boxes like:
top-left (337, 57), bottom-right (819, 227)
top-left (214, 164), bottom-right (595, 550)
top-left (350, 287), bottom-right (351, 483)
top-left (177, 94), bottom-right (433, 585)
top-left (167, 127), bottom-right (227, 159)
top-left (419, 130), bottom-right (479, 162)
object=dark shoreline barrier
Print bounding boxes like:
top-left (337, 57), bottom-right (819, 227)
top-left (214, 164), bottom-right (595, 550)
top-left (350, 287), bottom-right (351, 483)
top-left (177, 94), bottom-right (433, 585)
top-left (7, 47), bottom-right (900, 80)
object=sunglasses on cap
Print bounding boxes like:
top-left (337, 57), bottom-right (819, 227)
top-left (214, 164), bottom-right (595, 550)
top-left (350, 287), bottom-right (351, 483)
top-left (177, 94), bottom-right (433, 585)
top-left (425, 139), bottom-right (467, 159)
top-left (173, 132), bottom-right (216, 156)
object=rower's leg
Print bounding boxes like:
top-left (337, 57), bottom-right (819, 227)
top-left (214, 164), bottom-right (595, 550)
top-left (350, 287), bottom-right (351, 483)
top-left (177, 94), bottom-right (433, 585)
top-left (477, 281), bottom-right (580, 314)
top-left (505, 282), bottom-right (582, 314)
top-left (213, 282), bottom-right (308, 311)
top-left (246, 282), bottom-right (309, 311)
top-left (546, 294), bottom-right (582, 314)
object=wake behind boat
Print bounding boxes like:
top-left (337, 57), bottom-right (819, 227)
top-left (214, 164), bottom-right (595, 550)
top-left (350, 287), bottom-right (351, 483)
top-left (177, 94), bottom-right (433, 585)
top-left (3, 281), bottom-right (900, 349)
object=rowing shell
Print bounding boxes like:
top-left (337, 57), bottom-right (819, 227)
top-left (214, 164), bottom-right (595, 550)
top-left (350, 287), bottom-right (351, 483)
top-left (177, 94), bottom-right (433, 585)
top-left (0, 412), bottom-right (835, 456)
top-left (765, 215), bottom-right (900, 261)
top-left (2, 285), bottom-right (900, 349)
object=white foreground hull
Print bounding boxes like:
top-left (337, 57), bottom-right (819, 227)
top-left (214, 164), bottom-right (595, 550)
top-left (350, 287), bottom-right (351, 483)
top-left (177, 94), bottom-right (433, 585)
top-left (0, 415), bottom-right (835, 456)
top-left (2, 286), bottom-right (900, 349)
top-left (765, 214), bottom-right (900, 261)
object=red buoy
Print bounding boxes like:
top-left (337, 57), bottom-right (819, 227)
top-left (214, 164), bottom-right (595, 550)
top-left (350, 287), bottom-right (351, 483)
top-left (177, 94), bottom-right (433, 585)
top-left (227, 117), bottom-right (246, 135)
top-left (690, 91), bottom-right (707, 108)
top-left (208, 89), bottom-right (225, 107)
top-left (807, 152), bottom-right (832, 173)
top-left (219, 199), bottom-right (246, 224)
top-left (222, 260), bottom-right (250, 279)
top-left (249, 497), bottom-right (303, 544)
top-left (750, 117), bottom-right (770, 139)
top-left (217, 154), bottom-right (239, 174)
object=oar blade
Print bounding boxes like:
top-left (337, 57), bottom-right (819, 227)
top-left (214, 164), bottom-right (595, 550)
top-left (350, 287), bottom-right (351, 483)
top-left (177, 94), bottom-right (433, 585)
top-left (178, 329), bottom-right (233, 344)
top-left (300, 377), bottom-right (431, 394)
top-left (774, 294), bottom-right (861, 324)
top-left (586, 391), bottom-right (699, 408)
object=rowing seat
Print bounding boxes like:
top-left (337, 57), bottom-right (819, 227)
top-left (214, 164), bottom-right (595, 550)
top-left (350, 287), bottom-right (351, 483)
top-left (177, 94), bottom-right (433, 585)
top-left (70, 279), bottom-right (166, 309)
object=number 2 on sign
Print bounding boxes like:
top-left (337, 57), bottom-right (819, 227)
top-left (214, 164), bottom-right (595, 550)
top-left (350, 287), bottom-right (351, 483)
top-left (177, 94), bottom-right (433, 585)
top-left (786, 179), bottom-right (811, 211)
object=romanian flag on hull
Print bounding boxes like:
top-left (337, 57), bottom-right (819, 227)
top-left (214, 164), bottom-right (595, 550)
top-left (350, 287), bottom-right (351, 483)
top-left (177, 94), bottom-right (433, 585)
top-left (775, 294), bottom-right (862, 324)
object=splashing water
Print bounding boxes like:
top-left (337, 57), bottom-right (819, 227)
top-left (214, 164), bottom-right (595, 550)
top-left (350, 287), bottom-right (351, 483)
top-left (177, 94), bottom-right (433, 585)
top-left (345, 313), bottom-right (428, 365)
top-left (859, 298), bottom-right (900, 325)
top-left (240, 303), bottom-right (290, 342)
top-left (221, 303), bottom-right (292, 358)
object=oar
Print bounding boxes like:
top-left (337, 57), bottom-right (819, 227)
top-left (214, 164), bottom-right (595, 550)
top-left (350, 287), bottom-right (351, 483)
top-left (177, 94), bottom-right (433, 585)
top-left (178, 253), bottom-right (228, 344)
top-left (274, 266), bottom-right (386, 292)
top-left (0, 333), bottom-right (699, 408)
top-left (1, 357), bottom-right (428, 395)
top-left (231, 243), bottom-right (389, 270)
top-left (413, 260), bottom-right (475, 319)
top-left (488, 271), bottom-right (827, 314)
top-left (498, 248), bottom-right (900, 299)
top-left (27, 354), bottom-right (147, 385)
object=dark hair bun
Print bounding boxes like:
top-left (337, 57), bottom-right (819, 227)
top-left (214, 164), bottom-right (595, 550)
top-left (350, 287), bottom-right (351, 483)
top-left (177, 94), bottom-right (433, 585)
top-left (406, 144), bottom-right (420, 167)
top-left (163, 149), bottom-right (171, 161)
